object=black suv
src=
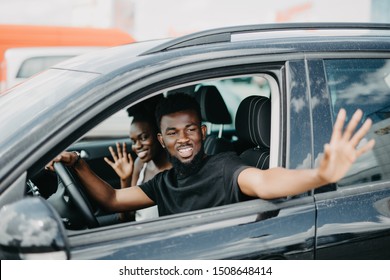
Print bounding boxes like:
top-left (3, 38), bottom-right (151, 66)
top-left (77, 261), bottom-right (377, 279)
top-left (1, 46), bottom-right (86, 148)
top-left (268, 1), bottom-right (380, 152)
top-left (1, 23), bottom-right (390, 260)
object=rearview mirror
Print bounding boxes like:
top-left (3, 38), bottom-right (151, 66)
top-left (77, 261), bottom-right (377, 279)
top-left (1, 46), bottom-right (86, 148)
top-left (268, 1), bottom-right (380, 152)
top-left (0, 197), bottom-right (70, 260)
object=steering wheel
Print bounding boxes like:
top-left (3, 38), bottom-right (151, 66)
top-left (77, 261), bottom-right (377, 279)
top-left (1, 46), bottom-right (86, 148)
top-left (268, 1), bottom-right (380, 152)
top-left (53, 162), bottom-right (98, 228)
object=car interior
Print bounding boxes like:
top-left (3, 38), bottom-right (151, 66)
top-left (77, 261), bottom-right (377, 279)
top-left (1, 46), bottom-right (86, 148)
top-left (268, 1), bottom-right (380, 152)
top-left (25, 74), bottom-right (274, 230)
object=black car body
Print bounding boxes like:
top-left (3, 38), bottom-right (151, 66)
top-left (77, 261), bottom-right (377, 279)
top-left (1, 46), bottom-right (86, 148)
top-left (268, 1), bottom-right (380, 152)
top-left (1, 23), bottom-right (390, 260)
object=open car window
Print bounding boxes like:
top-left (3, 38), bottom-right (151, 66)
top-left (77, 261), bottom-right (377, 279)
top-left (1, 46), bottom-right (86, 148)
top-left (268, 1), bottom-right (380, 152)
top-left (81, 109), bottom-right (130, 140)
top-left (25, 73), bottom-right (280, 231)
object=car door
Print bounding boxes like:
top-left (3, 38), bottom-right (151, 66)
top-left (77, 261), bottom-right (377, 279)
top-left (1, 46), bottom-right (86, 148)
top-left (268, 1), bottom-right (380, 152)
top-left (61, 58), bottom-right (318, 260)
top-left (69, 140), bottom-right (132, 190)
top-left (309, 58), bottom-right (390, 259)
top-left (68, 197), bottom-right (316, 260)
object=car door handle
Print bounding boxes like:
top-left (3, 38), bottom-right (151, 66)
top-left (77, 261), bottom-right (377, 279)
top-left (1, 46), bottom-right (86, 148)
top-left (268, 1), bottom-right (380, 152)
top-left (79, 150), bottom-right (89, 159)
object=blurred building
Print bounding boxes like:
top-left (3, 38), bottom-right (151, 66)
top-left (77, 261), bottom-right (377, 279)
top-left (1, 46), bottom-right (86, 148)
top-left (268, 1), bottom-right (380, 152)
top-left (71, 0), bottom-right (135, 35)
top-left (0, 0), bottom-right (389, 41)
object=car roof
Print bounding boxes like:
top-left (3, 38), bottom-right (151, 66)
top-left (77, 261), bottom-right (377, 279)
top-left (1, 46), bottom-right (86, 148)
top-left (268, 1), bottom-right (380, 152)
top-left (142, 22), bottom-right (390, 54)
top-left (50, 23), bottom-right (390, 75)
top-left (53, 39), bottom-right (170, 74)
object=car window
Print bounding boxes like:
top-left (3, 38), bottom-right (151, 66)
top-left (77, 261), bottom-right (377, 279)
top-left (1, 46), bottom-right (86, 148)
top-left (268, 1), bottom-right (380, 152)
top-left (81, 109), bottom-right (131, 140)
top-left (325, 58), bottom-right (390, 187)
top-left (196, 76), bottom-right (271, 133)
top-left (36, 73), bottom-right (279, 230)
top-left (17, 56), bottom-right (74, 78)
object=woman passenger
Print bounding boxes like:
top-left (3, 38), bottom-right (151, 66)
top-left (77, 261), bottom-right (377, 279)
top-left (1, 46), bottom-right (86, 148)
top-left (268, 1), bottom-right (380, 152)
top-left (104, 104), bottom-right (171, 221)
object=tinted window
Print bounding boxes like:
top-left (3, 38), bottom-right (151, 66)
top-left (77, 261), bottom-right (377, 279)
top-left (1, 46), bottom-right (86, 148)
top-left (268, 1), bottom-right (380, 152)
top-left (325, 59), bottom-right (390, 186)
top-left (196, 76), bottom-right (271, 133)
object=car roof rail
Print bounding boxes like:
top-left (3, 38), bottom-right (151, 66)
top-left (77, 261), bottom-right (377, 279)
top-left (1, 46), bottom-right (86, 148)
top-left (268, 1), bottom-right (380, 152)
top-left (141, 22), bottom-right (390, 55)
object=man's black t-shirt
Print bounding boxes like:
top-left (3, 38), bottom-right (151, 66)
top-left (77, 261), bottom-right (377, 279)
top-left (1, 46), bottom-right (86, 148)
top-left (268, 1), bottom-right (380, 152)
top-left (139, 152), bottom-right (251, 216)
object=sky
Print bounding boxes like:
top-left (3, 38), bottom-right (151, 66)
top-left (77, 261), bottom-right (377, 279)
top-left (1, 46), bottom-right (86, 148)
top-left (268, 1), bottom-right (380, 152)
top-left (0, 0), bottom-right (379, 41)
top-left (133, 0), bottom-right (371, 40)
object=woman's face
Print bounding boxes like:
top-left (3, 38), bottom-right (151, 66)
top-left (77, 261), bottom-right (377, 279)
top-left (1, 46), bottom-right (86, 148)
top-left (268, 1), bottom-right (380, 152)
top-left (129, 120), bottom-right (159, 163)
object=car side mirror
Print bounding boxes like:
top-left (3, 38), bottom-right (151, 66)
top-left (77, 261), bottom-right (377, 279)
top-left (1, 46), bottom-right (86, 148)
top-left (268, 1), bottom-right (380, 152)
top-left (0, 197), bottom-right (70, 260)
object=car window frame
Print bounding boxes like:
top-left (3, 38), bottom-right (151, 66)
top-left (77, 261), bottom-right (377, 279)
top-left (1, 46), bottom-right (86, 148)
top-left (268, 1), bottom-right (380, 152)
top-left (19, 53), bottom-right (316, 235)
top-left (60, 65), bottom-right (286, 232)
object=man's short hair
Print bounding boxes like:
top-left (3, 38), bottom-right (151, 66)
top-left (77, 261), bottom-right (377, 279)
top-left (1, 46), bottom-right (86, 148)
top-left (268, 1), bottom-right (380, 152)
top-left (155, 93), bottom-right (202, 131)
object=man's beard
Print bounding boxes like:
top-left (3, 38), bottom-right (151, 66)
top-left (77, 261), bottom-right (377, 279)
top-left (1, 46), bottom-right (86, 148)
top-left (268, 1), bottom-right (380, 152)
top-left (169, 146), bottom-right (205, 179)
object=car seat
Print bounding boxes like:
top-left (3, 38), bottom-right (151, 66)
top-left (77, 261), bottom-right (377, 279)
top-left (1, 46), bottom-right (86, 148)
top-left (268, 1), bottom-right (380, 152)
top-left (235, 95), bottom-right (271, 169)
top-left (196, 85), bottom-right (234, 155)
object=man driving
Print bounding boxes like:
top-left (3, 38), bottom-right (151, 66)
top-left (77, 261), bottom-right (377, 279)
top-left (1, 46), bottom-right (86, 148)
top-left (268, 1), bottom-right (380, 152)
top-left (47, 93), bottom-right (375, 217)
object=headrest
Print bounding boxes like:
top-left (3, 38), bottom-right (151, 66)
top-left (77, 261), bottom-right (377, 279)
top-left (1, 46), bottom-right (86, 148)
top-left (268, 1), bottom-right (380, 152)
top-left (235, 95), bottom-right (271, 148)
top-left (196, 85), bottom-right (232, 124)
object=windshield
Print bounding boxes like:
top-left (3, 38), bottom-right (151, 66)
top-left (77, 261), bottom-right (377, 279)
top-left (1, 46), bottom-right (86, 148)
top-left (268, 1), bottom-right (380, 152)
top-left (0, 69), bottom-right (99, 151)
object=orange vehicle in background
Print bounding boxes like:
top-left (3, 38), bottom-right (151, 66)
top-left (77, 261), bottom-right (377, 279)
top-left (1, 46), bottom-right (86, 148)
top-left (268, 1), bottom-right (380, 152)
top-left (0, 24), bottom-right (135, 91)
